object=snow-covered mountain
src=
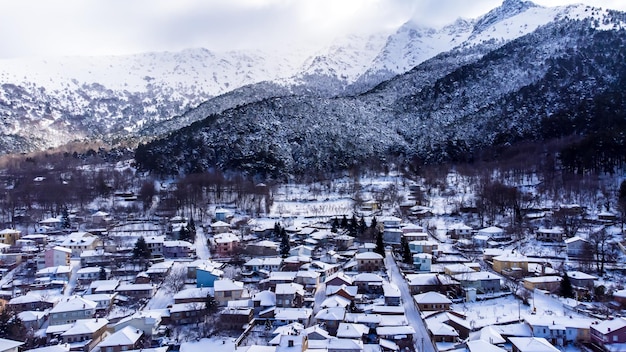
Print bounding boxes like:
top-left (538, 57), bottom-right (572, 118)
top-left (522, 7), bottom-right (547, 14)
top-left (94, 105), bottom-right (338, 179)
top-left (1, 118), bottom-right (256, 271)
top-left (135, 9), bottom-right (626, 177)
top-left (0, 0), bottom-right (623, 155)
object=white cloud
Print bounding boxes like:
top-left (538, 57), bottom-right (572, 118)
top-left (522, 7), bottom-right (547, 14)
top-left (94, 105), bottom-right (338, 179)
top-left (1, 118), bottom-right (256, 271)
top-left (0, 0), bottom-right (624, 59)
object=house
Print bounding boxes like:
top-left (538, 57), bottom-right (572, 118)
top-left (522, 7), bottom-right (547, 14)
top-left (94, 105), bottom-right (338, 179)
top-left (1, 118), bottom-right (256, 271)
top-left (243, 257), bottom-right (283, 274)
top-left (113, 311), bottom-right (162, 341)
top-left (336, 322), bottom-right (369, 340)
top-left (37, 265), bottom-right (72, 281)
top-left (115, 283), bottom-right (156, 300)
top-left (443, 263), bottom-right (476, 276)
top-left (478, 226), bottom-right (509, 241)
top-left (590, 317), bottom-right (626, 351)
top-left (275, 283), bottom-right (305, 308)
top-left (210, 221), bottom-right (231, 234)
top-left (402, 232), bottom-right (429, 243)
top-left (44, 246), bottom-right (72, 268)
top-left (295, 271), bottom-right (321, 290)
top-left (59, 318), bottom-right (108, 352)
top-left (289, 245), bottom-right (313, 257)
top-left (564, 236), bottom-right (589, 257)
top-left (169, 303), bottom-right (206, 324)
top-left (325, 272), bottom-right (354, 287)
top-left (383, 282), bottom-right (401, 306)
top-left (8, 293), bottom-right (55, 312)
top-left (82, 293), bottom-right (116, 312)
top-left (466, 339), bottom-right (507, 352)
top-left (0, 339), bottom-right (24, 352)
top-left (377, 325), bottom-right (416, 350)
top-left (352, 273), bottom-right (384, 294)
top-left (357, 243), bottom-right (376, 253)
top-left (220, 307), bottom-right (253, 330)
top-left (144, 236), bottom-right (165, 257)
top-left (413, 253), bottom-right (432, 272)
top-left (383, 228), bottom-right (403, 245)
top-left (213, 233), bottom-right (240, 257)
top-left (355, 252), bottom-right (384, 272)
top-left (79, 250), bottom-right (111, 267)
top-left (48, 296), bottom-right (97, 326)
top-left (95, 326), bottom-right (143, 352)
top-left (174, 287), bottom-right (213, 304)
top-left (567, 271), bottom-right (596, 290)
top-left (195, 263), bottom-right (224, 288)
top-left (18, 311), bottom-right (47, 330)
top-left (523, 276), bottom-right (562, 293)
top-left (492, 252), bottom-right (529, 276)
top-left (88, 280), bottom-right (120, 294)
top-left (145, 261), bottom-right (174, 280)
top-left (448, 223), bottom-right (473, 239)
top-left (60, 232), bottom-right (102, 257)
top-left (452, 271), bottom-right (502, 294)
top-left (406, 273), bottom-right (459, 295)
top-left (245, 240), bottom-right (279, 256)
top-left (252, 290), bottom-right (276, 313)
top-left (335, 235), bottom-right (355, 250)
top-left (413, 292), bottom-right (452, 311)
top-left (314, 307), bottom-right (345, 335)
top-left (614, 289), bottom-right (626, 308)
top-left (77, 267), bottom-right (109, 284)
top-left (214, 279), bottom-right (248, 306)
top-left (525, 314), bottom-right (594, 345)
top-left (186, 259), bottom-right (224, 279)
top-left (91, 211), bottom-right (113, 226)
top-left (408, 240), bottom-right (439, 255)
top-left (426, 321), bottom-right (459, 345)
top-left (162, 240), bottom-right (193, 258)
top-left (509, 337), bottom-right (560, 352)
top-left (274, 307), bottom-right (313, 326)
top-left (326, 285), bottom-right (358, 301)
top-left (0, 229), bottom-right (21, 245)
top-left (536, 228), bottom-right (564, 242)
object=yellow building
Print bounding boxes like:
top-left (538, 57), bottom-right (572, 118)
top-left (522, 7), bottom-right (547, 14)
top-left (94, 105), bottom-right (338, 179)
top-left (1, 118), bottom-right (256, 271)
top-left (492, 252), bottom-right (529, 276)
top-left (0, 229), bottom-right (21, 246)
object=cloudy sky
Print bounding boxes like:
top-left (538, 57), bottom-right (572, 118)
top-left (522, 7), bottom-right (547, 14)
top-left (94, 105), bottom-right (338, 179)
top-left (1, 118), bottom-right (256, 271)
top-left (0, 0), bottom-right (625, 59)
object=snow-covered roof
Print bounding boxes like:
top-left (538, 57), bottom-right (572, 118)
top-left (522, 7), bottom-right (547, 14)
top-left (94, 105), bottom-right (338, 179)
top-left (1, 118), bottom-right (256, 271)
top-left (275, 283), bottom-right (304, 295)
top-left (567, 271), bottom-right (597, 280)
top-left (315, 307), bottom-right (345, 321)
top-left (320, 295), bottom-right (351, 309)
top-left (97, 326), bottom-right (142, 347)
top-left (508, 337), bottom-right (560, 352)
top-left (467, 339), bottom-right (507, 352)
top-left (173, 287), bottom-right (213, 300)
top-left (325, 285), bottom-right (358, 298)
top-left (274, 307), bottom-right (312, 320)
top-left (352, 273), bottom-right (383, 283)
top-left (214, 279), bottom-right (244, 292)
top-left (0, 338), bottom-right (24, 351)
top-left (354, 252), bottom-right (384, 260)
top-left (61, 318), bottom-right (108, 336)
top-left (564, 236), bottom-right (587, 244)
top-left (414, 291), bottom-right (452, 305)
top-left (50, 296), bottom-right (97, 313)
top-left (336, 323), bottom-right (369, 338)
top-left (592, 317), bottom-right (626, 334)
top-left (210, 221), bottom-right (230, 228)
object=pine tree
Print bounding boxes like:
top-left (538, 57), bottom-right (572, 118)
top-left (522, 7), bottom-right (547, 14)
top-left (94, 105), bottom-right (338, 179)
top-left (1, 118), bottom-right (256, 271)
top-left (358, 216), bottom-right (367, 236)
top-left (280, 227), bottom-right (290, 258)
top-left (61, 207), bottom-right (71, 229)
top-left (179, 226), bottom-right (189, 242)
top-left (374, 229), bottom-right (386, 258)
top-left (341, 215), bottom-right (348, 229)
top-left (560, 272), bottom-right (574, 298)
top-left (370, 216), bottom-right (378, 230)
top-left (331, 217), bottom-right (339, 233)
top-left (188, 215), bottom-right (196, 235)
top-left (133, 236), bottom-right (151, 260)
top-left (349, 214), bottom-right (358, 235)
top-left (400, 236), bottom-right (412, 264)
top-left (99, 266), bottom-right (107, 280)
top-left (205, 294), bottom-right (218, 314)
top-left (274, 222), bottom-right (282, 238)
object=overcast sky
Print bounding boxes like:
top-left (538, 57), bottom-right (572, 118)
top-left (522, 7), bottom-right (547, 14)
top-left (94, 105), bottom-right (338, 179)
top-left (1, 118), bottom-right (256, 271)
top-left (0, 0), bottom-right (625, 59)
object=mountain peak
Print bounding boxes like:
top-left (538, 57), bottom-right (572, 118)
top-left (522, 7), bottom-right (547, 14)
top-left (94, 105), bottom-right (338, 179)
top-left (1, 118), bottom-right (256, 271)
top-left (473, 0), bottom-right (539, 35)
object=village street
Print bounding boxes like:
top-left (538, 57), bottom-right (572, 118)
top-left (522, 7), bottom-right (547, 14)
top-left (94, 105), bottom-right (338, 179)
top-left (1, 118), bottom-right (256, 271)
top-left (385, 250), bottom-right (436, 352)
top-left (194, 227), bottom-right (211, 260)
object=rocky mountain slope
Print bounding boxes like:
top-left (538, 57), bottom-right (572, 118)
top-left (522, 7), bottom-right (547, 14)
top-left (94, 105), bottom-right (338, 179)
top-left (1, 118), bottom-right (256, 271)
top-left (1, 0), bottom-right (611, 155)
top-left (134, 12), bottom-right (626, 178)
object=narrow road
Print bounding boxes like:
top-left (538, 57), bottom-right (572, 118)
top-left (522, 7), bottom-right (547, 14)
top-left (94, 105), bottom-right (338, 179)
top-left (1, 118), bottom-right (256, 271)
top-left (194, 227), bottom-right (211, 260)
top-left (385, 250), bottom-right (436, 352)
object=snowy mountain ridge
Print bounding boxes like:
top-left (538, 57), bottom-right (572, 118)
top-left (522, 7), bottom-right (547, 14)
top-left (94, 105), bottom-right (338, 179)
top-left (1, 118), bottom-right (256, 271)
top-left (0, 0), bottom-right (622, 155)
